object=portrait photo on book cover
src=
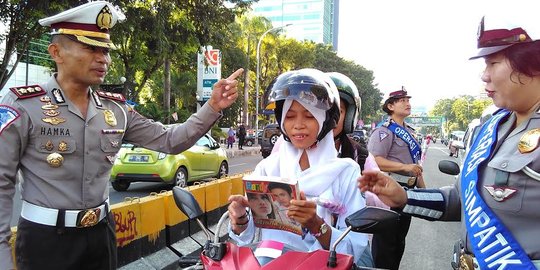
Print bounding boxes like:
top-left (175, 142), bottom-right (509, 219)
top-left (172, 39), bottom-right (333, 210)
top-left (244, 178), bottom-right (302, 235)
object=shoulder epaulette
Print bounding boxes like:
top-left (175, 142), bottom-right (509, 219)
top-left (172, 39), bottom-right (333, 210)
top-left (9, 85), bottom-right (46, 99)
top-left (96, 90), bottom-right (126, 102)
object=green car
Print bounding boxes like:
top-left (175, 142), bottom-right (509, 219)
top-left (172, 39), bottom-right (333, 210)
top-left (110, 134), bottom-right (228, 191)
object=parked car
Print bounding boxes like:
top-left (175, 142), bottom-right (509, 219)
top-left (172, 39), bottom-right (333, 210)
top-left (110, 133), bottom-right (228, 191)
top-left (244, 134), bottom-right (256, 146)
top-left (260, 123), bottom-right (281, 158)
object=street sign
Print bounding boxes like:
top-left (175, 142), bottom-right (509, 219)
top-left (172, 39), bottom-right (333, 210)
top-left (197, 46), bottom-right (221, 102)
top-left (405, 116), bottom-right (443, 127)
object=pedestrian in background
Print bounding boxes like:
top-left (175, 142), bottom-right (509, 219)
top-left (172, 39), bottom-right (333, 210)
top-left (227, 126), bottom-right (236, 149)
top-left (237, 124), bottom-right (246, 149)
top-left (359, 10), bottom-right (540, 270)
top-left (0, 2), bottom-right (243, 269)
top-left (366, 89), bottom-right (425, 270)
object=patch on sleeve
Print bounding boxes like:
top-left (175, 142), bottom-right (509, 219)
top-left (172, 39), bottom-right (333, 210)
top-left (10, 85), bottom-right (46, 99)
top-left (0, 105), bottom-right (20, 135)
top-left (379, 131), bottom-right (389, 141)
top-left (96, 90), bottom-right (126, 102)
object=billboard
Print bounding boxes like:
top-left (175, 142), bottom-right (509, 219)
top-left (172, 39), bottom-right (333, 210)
top-left (197, 46), bottom-right (221, 102)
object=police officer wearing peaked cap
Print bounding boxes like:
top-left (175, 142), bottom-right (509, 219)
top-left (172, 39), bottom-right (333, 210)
top-left (0, 1), bottom-right (243, 269)
top-left (359, 9), bottom-right (540, 270)
top-left (366, 88), bottom-right (425, 270)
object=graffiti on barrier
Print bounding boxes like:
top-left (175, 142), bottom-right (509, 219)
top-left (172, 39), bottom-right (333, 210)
top-left (115, 210), bottom-right (138, 247)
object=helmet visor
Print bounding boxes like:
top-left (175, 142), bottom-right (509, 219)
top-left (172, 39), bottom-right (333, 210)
top-left (268, 83), bottom-right (333, 110)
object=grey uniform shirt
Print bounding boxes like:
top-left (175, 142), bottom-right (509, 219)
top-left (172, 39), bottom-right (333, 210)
top-left (407, 110), bottom-right (540, 260)
top-left (367, 121), bottom-right (417, 165)
top-left (0, 75), bottom-right (222, 268)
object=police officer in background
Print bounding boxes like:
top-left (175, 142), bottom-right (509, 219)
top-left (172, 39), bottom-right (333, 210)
top-left (360, 10), bottom-right (540, 270)
top-left (0, 2), bottom-right (243, 269)
top-left (366, 89), bottom-right (425, 270)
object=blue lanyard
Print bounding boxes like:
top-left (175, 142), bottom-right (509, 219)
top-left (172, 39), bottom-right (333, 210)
top-left (387, 121), bottom-right (421, 163)
top-left (461, 109), bottom-right (534, 270)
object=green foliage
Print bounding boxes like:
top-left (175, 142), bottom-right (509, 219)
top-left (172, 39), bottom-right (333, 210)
top-left (430, 96), bottom-right (492, 135)
top-left (210, 125), bottom-right (227, 141)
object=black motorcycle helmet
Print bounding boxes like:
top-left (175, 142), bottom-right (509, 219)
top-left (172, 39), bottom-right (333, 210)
top-left (263, 68), bottom-right (340, 142)
top-left (326, 72), bottom-right (361, 135)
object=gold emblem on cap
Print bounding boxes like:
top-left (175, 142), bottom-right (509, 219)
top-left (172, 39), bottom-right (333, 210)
top-left (42, 103), bottom-right (59, 110)
top-left (47, 153), bottom-right (64, 168)
top-left (44, 140), bottom-right (54, 151)
top-left (96, 6), bottom-right (113, 30)
top-left (40, 96), bottom-right (51, 102)
top-left (43, 110), bottom-right (60, 117)
top-left (42, 117), bottom-right (66, 125)
top-left (58, 141), bottom-right (68, 152)
top-left (518, 128), bottom-right (540, 153)
top-left (519, 34), bottom-right (527, 42)
top-left (103, 110), bottom-right (117, 126)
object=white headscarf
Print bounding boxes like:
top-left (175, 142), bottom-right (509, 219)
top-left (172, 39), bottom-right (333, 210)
top-left (259, 99), bottom-right (354, 197)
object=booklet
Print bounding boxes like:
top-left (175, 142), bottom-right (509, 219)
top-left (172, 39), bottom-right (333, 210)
top-left (242, 175), bottom-right (302, 235)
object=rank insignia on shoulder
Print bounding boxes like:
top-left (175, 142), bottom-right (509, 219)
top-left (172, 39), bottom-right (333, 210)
top-left (96, 90), bottom-right (126, 102)
top-left (518, 128), bottom-right (540, 154)
top-left (10, 85), bottom-right (46, 99)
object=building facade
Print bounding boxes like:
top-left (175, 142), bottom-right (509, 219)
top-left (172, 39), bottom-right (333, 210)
top-left (251, 0), bottom-right (339, 50)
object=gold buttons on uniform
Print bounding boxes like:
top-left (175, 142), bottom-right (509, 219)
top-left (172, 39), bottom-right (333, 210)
top-left (47, 153), bottom-right (64, 168)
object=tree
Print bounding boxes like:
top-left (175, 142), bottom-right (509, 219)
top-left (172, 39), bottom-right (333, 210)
top-left (0, 0), bottom-right (81, 89)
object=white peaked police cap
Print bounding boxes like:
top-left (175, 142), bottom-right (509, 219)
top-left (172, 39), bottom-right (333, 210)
top-left (470, 9), bottom-right (540, 59)
top-left (39, 1), bottom-right (125, 49)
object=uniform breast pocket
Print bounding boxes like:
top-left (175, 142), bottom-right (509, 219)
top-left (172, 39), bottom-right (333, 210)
top-left (100, 134), bottom-right (123, 153)
top-left (35, 138), bottom-right (77, 154)
top-left (484, 156), bottom-right (534, 212)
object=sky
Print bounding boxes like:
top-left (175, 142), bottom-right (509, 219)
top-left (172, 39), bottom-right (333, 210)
top-left (336, 0), bottom-right (540, 112)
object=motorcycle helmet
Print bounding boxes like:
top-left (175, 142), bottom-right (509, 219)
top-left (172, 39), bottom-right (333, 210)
top-left (326, 72), bottom-right (361, 135)
top-left (264, 68), bottom-right (340, 142)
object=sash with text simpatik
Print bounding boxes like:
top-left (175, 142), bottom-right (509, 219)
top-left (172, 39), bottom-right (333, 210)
top-left (387, 121), bottom-right (421, 163)
top-left (461, 109), bottom-right (534, 270)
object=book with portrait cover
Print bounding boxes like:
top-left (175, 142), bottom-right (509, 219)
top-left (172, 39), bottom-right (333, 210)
top-left (242, 175), bottom-right (302, 235)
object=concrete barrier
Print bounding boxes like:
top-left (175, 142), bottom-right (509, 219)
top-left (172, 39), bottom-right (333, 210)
top-left (8, 174), bottom-right (247, 270)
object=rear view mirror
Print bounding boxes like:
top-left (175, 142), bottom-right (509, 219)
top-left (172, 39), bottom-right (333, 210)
top-left (172, 187), bottom-right (203, 219)
top-left (345, 206), bottom-right (399, 234)
top-left (439, 160), bottom-right (461, 176)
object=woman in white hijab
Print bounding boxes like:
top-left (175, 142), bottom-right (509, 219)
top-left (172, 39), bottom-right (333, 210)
top-left (227, 69), bottom-right (368, 263)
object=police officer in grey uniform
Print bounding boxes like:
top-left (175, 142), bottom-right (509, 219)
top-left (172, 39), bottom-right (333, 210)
top-left (367, 89), bottom-right (425, 270)
top-left (0, 2), bottom-right (243, 269)
top-left (360, 11), bottom-right (540, 270)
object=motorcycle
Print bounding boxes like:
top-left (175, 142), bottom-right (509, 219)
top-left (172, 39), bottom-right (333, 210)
top-left (171, 186), bottom-right (399, 270)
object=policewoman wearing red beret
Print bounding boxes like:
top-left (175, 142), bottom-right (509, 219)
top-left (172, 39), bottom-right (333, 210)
top-left (359, 11), bottom-right (540, 270)
top-left (0, 2), bottom-right (243, 269)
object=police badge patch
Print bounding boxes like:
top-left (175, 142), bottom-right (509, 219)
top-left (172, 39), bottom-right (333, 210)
top-left (379, 131), bottom-right (389, 141)
top-left (0, 105), bottom-right (20, 135)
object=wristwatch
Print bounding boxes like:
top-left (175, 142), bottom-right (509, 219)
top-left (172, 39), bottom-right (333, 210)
top-left (311, 222), bottom-right (329, 238)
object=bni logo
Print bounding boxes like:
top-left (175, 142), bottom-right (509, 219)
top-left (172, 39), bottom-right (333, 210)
top-left (204, 49), bottom-right (220, 66)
